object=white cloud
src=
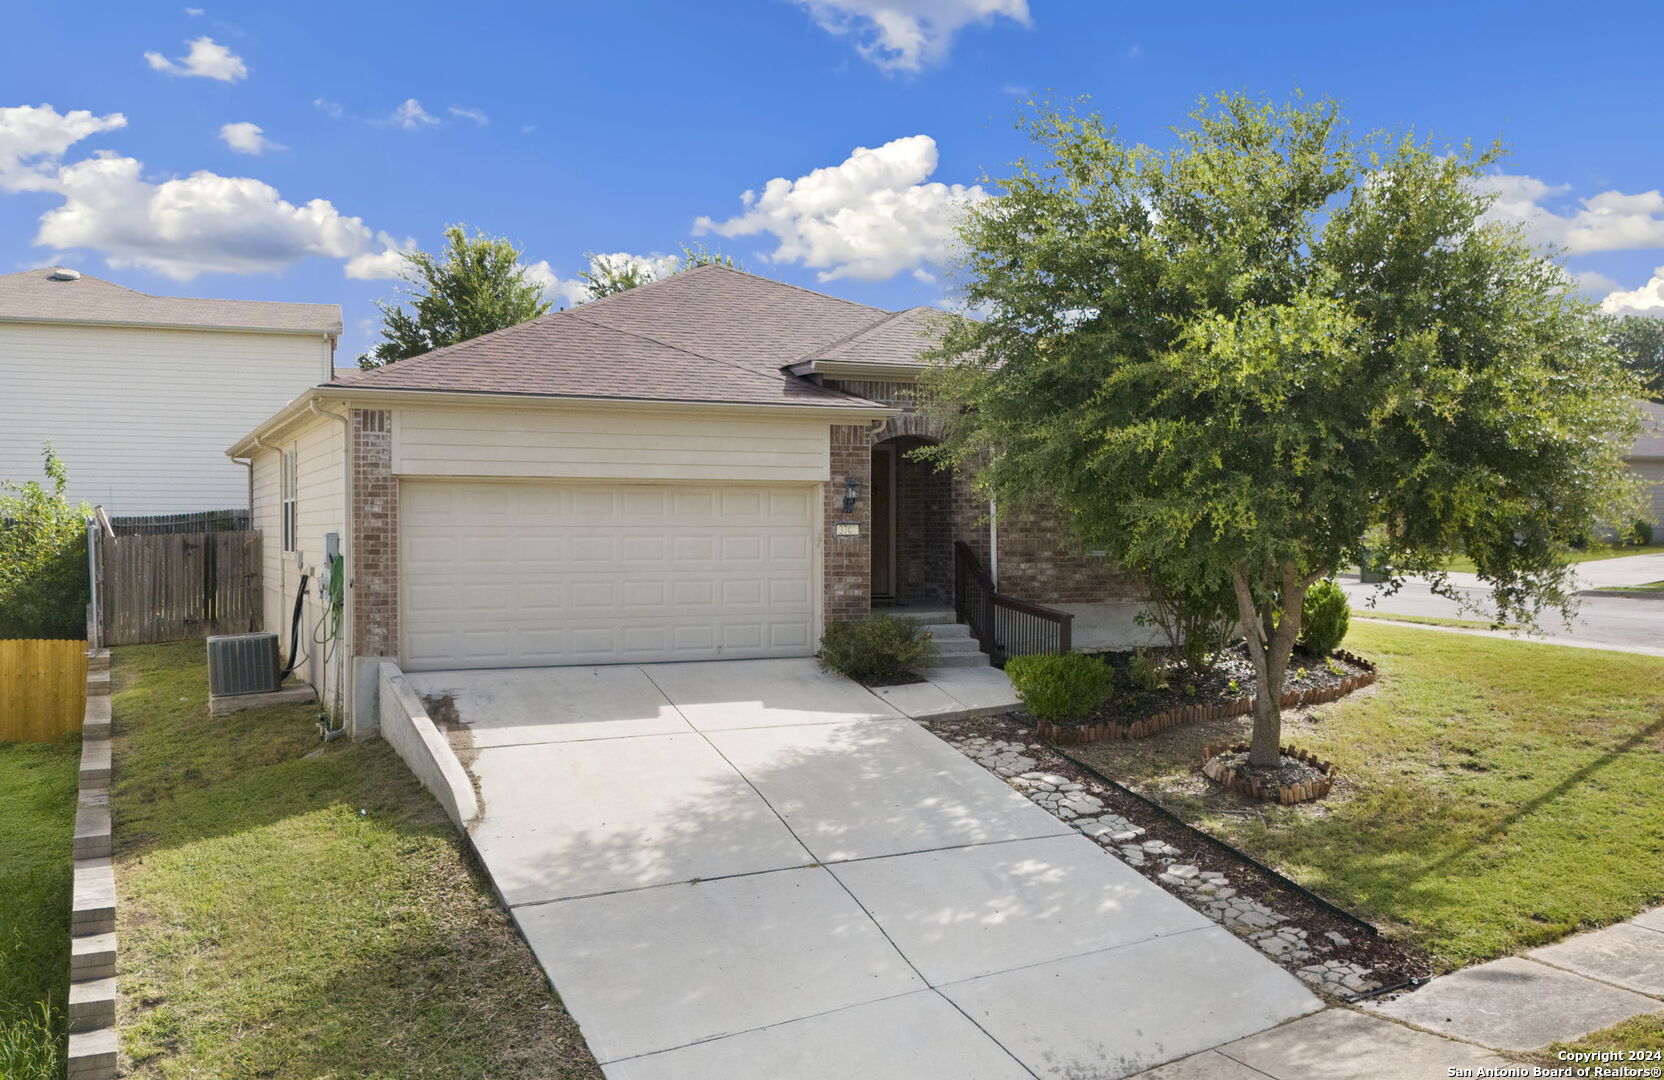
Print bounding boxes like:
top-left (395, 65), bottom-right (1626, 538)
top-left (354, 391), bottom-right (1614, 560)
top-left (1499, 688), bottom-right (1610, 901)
top-left (217, 121), bottom-right (280, 155)
top-left (1477, 173), bottom-right (1664, 255)
top-left (694, 133), bottom-right (985, 282)
top-left (0, 104), bottom-right (127, 192)
top-left (313, 97), bottom-right (343, 118)
top-left (344, 231), bottom-right (415, 280)
top-left (2, 103), bottom-right (391, 280)
top-left (143, 36), bottom-right (247, 82)
top-left (386, 98), bottom-right (439, 130)
top-left (524, 251), bottom-right (682, 307)
top-left (448, 105), bottom-right (489, 126)
top-left (1600, 267), bottom-right (1664, 318)
top-left (797, 0), bottom-right (1029, 72)
top-left (184, 7), bottom-right (204, 15)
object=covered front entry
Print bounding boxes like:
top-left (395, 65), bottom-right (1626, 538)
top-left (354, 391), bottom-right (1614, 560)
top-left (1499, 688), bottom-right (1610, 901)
top-left (400, 479), bottom-right (818, 670)
top-left (870, 436), bottom-right (953, 608)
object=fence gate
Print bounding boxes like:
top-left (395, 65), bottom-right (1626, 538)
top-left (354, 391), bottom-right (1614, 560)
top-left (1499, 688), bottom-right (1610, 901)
top-left (93, 515), bottom-right (261, 646)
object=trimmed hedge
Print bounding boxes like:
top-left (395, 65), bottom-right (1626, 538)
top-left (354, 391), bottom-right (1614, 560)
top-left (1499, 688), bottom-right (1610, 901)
top-left (1006, 653), bottom-right (1114, 722)
top-left (818, 615), bottom-right (939, 684)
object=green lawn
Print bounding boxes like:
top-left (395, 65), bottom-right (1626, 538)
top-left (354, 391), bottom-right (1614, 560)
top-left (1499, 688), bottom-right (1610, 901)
top-left (1351, 611), bottom-right (1517, 631)
top-left (1437, 543), bottom-right (1664, 575)
top-left (0, 738), bottom-right (78, 1080)
top-left (1527, 1014), bottom-right (1664, 1067)
top-left (1074, 621), bottom-right (1664, 971)
top-left (112, 643), bottom-right (600, 1080)
top-left (1591, 580), bottom-right (1664, 594)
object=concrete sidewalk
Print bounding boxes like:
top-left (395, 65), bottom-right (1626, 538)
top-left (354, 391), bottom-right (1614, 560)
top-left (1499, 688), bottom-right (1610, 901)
top-left (1138, 905), bottom-right (1664, 1079)
top-left (412, 658), bottom-right (1319, 1079)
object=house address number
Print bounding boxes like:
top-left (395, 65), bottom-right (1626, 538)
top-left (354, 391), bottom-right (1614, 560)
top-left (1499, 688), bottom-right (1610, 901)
top-left (835, 522), bottom-right (860, 537)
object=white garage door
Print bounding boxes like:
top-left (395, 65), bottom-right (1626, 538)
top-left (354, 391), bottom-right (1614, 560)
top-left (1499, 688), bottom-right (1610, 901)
top-left (400, 480), bottom-right (818, 670)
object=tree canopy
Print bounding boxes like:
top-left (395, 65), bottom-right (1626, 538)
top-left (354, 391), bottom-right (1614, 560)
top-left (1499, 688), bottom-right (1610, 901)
top-left (578, 243), bottom-right (744, 300)
top-left (923, 93), bottom-right (1642, 766)
top-left (360, 225), bottom-right (552, 368)
top-left (0, 445), bottom-right (91, 639)
top-left (1604, 313), bottom-right (1664, 399)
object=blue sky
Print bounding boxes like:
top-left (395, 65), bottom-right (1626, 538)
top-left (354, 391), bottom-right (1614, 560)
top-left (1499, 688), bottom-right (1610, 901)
top-left (5, 1), bottom-right (1663, 360)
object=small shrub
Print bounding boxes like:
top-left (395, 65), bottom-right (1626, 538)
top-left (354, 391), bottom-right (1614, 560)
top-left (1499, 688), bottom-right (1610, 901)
top-left (1635, 518), bottom-right (1656, 546)
top-left (1005, 653), bottom-right (1114, 722)
top-left (1127, 648), bottom-right (1167, 692)
top-left (0, 444), bottom-right (90, 639)
top-left (818, 615), bottom-right (939, 684)
top-left (1299, 579), bottom-right (1350, 657)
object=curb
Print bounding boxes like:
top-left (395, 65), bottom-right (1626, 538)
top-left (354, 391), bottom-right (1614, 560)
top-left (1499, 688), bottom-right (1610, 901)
top-left (67, 647), bottom-right (118, 1080)
top-left (1577, 588), bottom-right (1664, 600)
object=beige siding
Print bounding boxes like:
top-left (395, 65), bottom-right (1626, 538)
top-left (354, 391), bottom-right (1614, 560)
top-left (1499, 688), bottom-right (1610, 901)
top-left (392, 404), bottom-right (832, 483)
top-left (0, 321), bottom-right (331, 512)
top-left (254, 413), bottom-right (348, 709)
top-left (1633, 458), bottom-right (1664, 526)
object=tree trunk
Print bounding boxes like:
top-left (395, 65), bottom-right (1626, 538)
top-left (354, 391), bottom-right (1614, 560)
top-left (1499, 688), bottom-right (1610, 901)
top-left (1232, 565), bottom-right (1310, 769)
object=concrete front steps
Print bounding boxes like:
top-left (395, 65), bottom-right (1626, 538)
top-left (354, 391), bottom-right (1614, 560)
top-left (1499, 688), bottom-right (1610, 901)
top-left (891, 609), bottom-right (990, 669)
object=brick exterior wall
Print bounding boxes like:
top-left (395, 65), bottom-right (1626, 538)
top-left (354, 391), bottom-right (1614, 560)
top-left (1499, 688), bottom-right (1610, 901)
top-left (821, 376), bottom-right (1138, 611)
top-left (824, 424), bottom-right (873, 622)
top-left (351, 409), bottom-right (399, 657)
top-left (994, 502), bottom-right (1142, 604)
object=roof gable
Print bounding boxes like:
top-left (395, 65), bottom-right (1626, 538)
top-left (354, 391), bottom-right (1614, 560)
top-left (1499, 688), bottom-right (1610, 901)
top-left (571, 264), bottom-right (890, 374)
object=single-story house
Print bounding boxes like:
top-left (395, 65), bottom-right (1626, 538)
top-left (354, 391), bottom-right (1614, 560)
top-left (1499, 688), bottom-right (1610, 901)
top-left (0, 266), bottom-right (341, 513)
top-left (228, 266), bottom-right (1137, 721)
top-left (1630, 399), bottom-right (1664, 527)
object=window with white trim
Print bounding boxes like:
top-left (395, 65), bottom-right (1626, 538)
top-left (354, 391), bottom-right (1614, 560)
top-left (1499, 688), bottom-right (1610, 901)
top-left (281, 450), bottom-right (298, 553)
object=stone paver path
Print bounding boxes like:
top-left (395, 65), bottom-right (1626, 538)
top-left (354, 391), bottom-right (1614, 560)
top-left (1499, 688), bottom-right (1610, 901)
top-left (414, 659), bottom-right (1319, 1079)
top-left (952, 733), bottom-right (1385, 998)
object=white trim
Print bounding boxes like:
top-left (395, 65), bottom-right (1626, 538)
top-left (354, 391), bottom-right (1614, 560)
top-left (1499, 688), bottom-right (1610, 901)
top-left (229, 385), bottom-right (898, 458)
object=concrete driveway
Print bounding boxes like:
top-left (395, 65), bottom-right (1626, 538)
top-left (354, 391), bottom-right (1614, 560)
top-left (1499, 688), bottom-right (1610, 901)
top-left (409, 659), bottom-right (1319, 1080)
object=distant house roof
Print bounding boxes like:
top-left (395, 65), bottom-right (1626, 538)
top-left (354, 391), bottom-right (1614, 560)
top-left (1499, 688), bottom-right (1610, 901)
top-left (0, 267), bottom-right (342, 335)
top-left (1634, 399), bottom-right (1664, 460)
top-left (344, 265), bottom-right (939, 409)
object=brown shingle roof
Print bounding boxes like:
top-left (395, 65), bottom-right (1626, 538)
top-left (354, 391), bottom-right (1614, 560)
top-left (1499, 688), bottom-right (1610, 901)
top-left (344, 304), bottom-right (885, 409)
top-left (0, 266), bottom-right (341, 334)
top-left (571, 264), bottom-right (891, 375)
top-left (345, 265), bottom-right (941, 409)
top-left (803, 305), bottom-right (949, 366)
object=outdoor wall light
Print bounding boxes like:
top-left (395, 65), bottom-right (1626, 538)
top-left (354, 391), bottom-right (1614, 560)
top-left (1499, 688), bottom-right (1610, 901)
top-left (841, 476), bottom-right (861, 513)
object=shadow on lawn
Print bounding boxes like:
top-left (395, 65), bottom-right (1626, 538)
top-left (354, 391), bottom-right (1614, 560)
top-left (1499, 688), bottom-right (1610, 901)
top-left (1399, 712), bottom-right (1664, 887)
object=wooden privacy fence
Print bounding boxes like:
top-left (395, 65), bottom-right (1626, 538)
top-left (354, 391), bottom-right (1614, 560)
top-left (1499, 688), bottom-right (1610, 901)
top-left (0, 639), bottom-right (87, 741)
top-left (95, 529), bottom-right (262, 646)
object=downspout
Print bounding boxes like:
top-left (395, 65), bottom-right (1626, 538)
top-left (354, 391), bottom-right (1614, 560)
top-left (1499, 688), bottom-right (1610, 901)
top-left (988, 500), bottom-right (999, 588)
top-left (309, 398), bottom-right (353, 740)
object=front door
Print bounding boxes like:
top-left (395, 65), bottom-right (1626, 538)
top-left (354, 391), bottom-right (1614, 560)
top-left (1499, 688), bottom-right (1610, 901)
top-left (870, 443), bottom-right (896, 600)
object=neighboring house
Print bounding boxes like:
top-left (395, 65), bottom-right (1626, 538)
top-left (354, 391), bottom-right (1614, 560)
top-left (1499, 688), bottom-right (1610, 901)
top-left (228, 266), bottom-right (1135, 719)
top-left (0, 266), bottom-right (341, 512)
top-left (1631, 399), bottom-right (1664, 526)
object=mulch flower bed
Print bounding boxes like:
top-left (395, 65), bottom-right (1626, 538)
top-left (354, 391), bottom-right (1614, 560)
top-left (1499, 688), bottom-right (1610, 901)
top-left (1037, 645), bottom-right (1377, 745)
top-left (1202, 742), bottom-right (1338, 804)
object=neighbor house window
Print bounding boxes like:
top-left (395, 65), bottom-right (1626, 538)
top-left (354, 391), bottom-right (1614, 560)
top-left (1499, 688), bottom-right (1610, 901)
top-left (281, 450), bottom-right (298, 553)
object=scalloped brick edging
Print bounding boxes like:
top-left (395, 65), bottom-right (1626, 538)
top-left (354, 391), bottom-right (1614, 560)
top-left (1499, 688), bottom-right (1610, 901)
top-left (1202, 741), bottom-right (1339, 804)
top-left (1036, 649), bottom-right (1378, 746)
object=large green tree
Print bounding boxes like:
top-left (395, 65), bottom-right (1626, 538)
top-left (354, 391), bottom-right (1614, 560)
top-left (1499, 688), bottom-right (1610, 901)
top-left (360, 225), bottom-right (552, 368)
top-left (924, 94), bottom-right (1641, 767)
top-left (1604, 313), bottom-right (1664, 399)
